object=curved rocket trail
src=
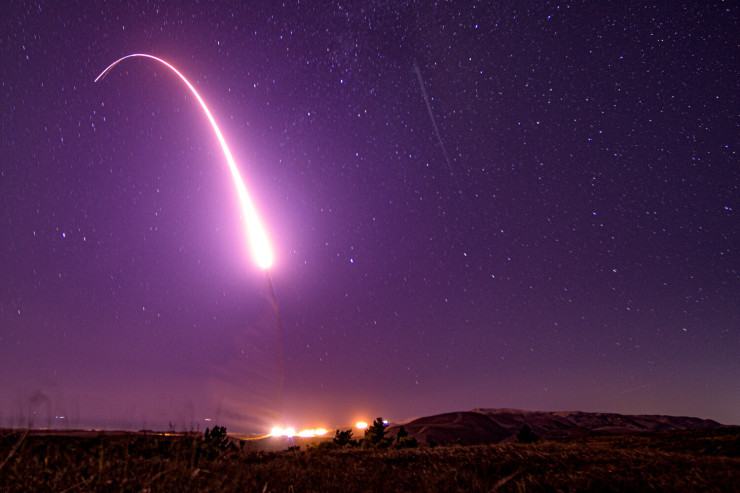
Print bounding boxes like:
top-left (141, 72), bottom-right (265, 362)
top-left (96, 54), bottom-right (273, 270)
top-left (95, 53), bottom-right (285, 409)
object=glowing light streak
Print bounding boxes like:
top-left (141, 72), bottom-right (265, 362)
top-left (355, 421), bottom-right (368, 429)
top-left (95, 54), bottom-right (273, 269)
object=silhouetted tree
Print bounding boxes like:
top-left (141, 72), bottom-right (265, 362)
top-left (517, 424), bottom-right (540, 443)
top-left (364, 417), bottom-right (392, 448)
top-left (202, 426), bottom-right (235, 458)
top-left (394, 426), bottom-right (418, 448)
top-left (333, 428), bottom-right (355, 447)
top-left (396, 426), bottom-right (408, 439)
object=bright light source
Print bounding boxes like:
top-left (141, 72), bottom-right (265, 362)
top-left (272, 426), bottom-right (330, 438)
top-left (356, 421), bottom-right (368, 429)
top-left (382, 420), bottom-right (389, 426)
top-left (270, 426), bottom-right (296, 437)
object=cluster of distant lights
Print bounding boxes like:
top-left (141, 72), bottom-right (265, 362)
top-left (270, 427), bottom-right (328, 438)
top-left (270, 420), bottom-right (387, 438)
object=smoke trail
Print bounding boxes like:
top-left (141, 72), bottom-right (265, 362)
top-left (265, 270), bottom-right (284, 412)
top-left (414, 61), bottom-right (456, 178)
top-left (96, 54), bottom-right (284, 431)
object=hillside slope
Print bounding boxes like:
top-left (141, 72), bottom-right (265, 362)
top-left (387, 408), bottom-right (727, 445)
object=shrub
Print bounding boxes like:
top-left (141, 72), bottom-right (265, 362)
top-left (333, 428), bottom-right (357, 447)
top-left (202, 426), bottom-right (236, 458)
top-left (396, 436), bottom-right (419, 448)
top-left (517, 424), bottom-right (540, 443)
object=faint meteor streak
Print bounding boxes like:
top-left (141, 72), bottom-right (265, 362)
top-left (95, 54), bottom-right (273, 270)
top-left (96, 53), bottom-right (285, 407)
top-left (414, 61), bottom-right (455, 178)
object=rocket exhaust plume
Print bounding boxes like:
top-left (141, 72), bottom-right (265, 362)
top-left (95, 53), bottom-right (285, 411)
top-left (95, 54), bottom-right (273, 270)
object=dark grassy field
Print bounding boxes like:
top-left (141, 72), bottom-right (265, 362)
top-left (1, 427), bottom-right (738, 492)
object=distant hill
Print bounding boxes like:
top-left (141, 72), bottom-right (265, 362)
top-left (386, 408), bottom-right (728, 445)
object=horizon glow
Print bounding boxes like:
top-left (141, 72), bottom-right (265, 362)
top-left (95, 53), bottom-right (274, 270)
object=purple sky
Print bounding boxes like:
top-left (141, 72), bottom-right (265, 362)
top-left (1, 2), bottom-right (738, 432)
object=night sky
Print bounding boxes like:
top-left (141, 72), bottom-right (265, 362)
top-left (1, 2), bottom-right (738, 432)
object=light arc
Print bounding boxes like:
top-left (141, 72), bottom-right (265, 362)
top-left (96, 53), bottom-right (273, 270)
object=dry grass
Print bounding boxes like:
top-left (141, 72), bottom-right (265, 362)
top-left (0, 428), bottom-right (737, 492)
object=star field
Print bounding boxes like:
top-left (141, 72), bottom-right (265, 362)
top-left (1, 2), bottom-right (737, 431)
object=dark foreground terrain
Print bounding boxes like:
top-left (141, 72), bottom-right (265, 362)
top-left (1, 428), bottom-right (738, 492)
